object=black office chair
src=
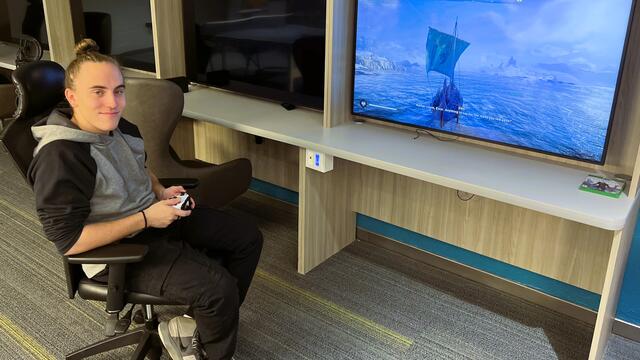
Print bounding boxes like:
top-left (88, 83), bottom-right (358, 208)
top-left (0, 61), bottom-right (235, 359)
top-left (0, 83), bottom-right (17, 130)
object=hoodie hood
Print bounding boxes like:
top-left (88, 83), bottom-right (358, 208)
top-left (31, 109), bottom-right (112, 156)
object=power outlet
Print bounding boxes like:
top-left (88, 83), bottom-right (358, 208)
top-left (305, 149), bottom-right (334, 173)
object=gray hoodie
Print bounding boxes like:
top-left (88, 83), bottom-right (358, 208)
top-left (28, 109), bottom-right (156, 276)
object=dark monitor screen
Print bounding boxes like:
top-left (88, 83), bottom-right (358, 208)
top-left (352, 0), bottom-right (636, 164)
top-left (183, 0), bottom-right (326, 110)
top-left (80, 0), bottom-right (156, 72)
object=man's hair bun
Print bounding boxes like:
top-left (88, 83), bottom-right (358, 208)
top-left (66, 38), bottom-right (120, 90)
top-left (74, 38), bottom-right (100, 56)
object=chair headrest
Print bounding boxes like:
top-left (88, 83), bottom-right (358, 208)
top-left (12, 60), bottom-right (66, 119)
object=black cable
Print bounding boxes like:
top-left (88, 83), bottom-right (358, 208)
top-left (413, 128), bottom-right (458, 141)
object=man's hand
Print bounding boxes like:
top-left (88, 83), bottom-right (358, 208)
top-left (148, 170), bottom-right (196, 209)
top-left (160, 186), bottom-right (197, 209)
top-left (145, 198), bottom-right (192, 228)
top-left (161, 186), bottom-right (186, 200)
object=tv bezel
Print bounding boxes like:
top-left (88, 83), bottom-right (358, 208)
top-left (350, 0), bottom-right (638, 165)
top-left (181, 0), bottom-right (326, 111)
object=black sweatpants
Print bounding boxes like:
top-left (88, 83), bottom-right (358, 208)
top-left (123, 207), bottom-right (263, 360)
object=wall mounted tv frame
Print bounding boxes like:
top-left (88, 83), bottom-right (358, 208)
top-left (182, 0), bottom-right (327, 110)
top-left (351, 0), bottom-right (637, 164)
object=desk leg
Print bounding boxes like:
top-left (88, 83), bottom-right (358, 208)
top-left (589, 198), bottom-right (640, 359)
top-left (298, 150), bottom-right (355, 274)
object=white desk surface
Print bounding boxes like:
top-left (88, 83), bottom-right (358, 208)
top-left (184, 86), bottom-right (637, 231)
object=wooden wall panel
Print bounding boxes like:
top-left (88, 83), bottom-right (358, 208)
top-left (170, 117), bottom-right (196, 160)
top-left (43, 0), bottom-right (76, 67)
top-left (298, 152), bottom-right (356, 273)
top-left (349, 162), bottom-right (613, 293)
top-left (193, 121), bottom-right (299, 191)
top-left (150, 0), bottom-right (185, 79)
top-left (149, 0), bottom-right (194, 166)
top-left (589, 197), bottom-right (640, 359)
top-left (323, 0), bottom-right (355, 128)
top-left (605, 0), bottom-right (640, 177)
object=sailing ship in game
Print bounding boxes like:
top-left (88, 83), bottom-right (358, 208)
top-left (426, 18), bottom-right (469, 127)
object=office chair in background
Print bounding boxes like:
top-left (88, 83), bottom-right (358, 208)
top-left (0, 60), bottom-right (250, 359)
top-left (122, 77), bottom-right (252, 209)
top-left (0, 33), bottom-right (43, 130)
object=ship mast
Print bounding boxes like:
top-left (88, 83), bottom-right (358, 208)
top-left (451, 17), bottom-right (458, 83)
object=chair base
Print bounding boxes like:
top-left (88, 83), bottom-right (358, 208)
top-left (65, 326), bottom-right (163, 360)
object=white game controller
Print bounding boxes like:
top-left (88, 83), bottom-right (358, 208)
top-left (172, 193), bottom-right (192, 210)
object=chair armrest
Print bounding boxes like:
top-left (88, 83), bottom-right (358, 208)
top-left (66, 243), bottom-right (148, 321)
top-left (65, 243), bottom-right (148, 264)
top-left (159, 177), bottom-right (199, 189)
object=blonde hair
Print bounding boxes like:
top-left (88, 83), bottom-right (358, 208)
top-left (65, 38), bottom-right (121, 89)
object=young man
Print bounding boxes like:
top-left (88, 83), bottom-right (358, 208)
top-left (28, 39), bottom-right (262, 360)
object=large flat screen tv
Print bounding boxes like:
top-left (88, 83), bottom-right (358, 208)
top-left (352, 0), bottom-right (636, 164)
top-left (183, 0), bottom-right (326, 110)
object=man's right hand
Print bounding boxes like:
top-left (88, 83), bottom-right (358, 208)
top-left (144, 198), bottom-right (192, 228)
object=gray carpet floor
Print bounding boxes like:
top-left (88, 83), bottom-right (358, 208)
top-left (1, 150), bottom-right (640, 360)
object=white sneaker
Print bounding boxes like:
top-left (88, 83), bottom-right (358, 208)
top-left (158, 316), bottom-right (206, 360)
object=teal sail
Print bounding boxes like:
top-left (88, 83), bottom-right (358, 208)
top-left (425, 27), bottom-right (469, 80)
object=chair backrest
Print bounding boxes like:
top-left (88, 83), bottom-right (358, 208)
top-left (122, 77), bottom-right (184, 178)
top-left (0, 61), bottom-right (84, 298)
top-left (0, 61), bottom-right (65, 180)
top-left (0, 84), bottom-right (17, 119)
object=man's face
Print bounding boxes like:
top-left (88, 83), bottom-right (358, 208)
top-left (65, 62), bottom-right (126, 134)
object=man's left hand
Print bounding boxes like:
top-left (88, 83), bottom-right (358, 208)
top-left (161, 186), bottom-right (196, 209)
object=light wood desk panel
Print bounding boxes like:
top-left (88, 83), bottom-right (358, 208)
top-left (193, 121), bottom-right (299, 192)
top-left (350, 162), bottom-right (612, 292)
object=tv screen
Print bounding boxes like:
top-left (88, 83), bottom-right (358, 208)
top-left (352, 0), bottom-right (635, 164)
top-left (184, 0), bottom-right (326, 110)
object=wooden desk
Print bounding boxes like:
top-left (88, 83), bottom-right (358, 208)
top-left (183, 86), bottom-right (639, 360)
